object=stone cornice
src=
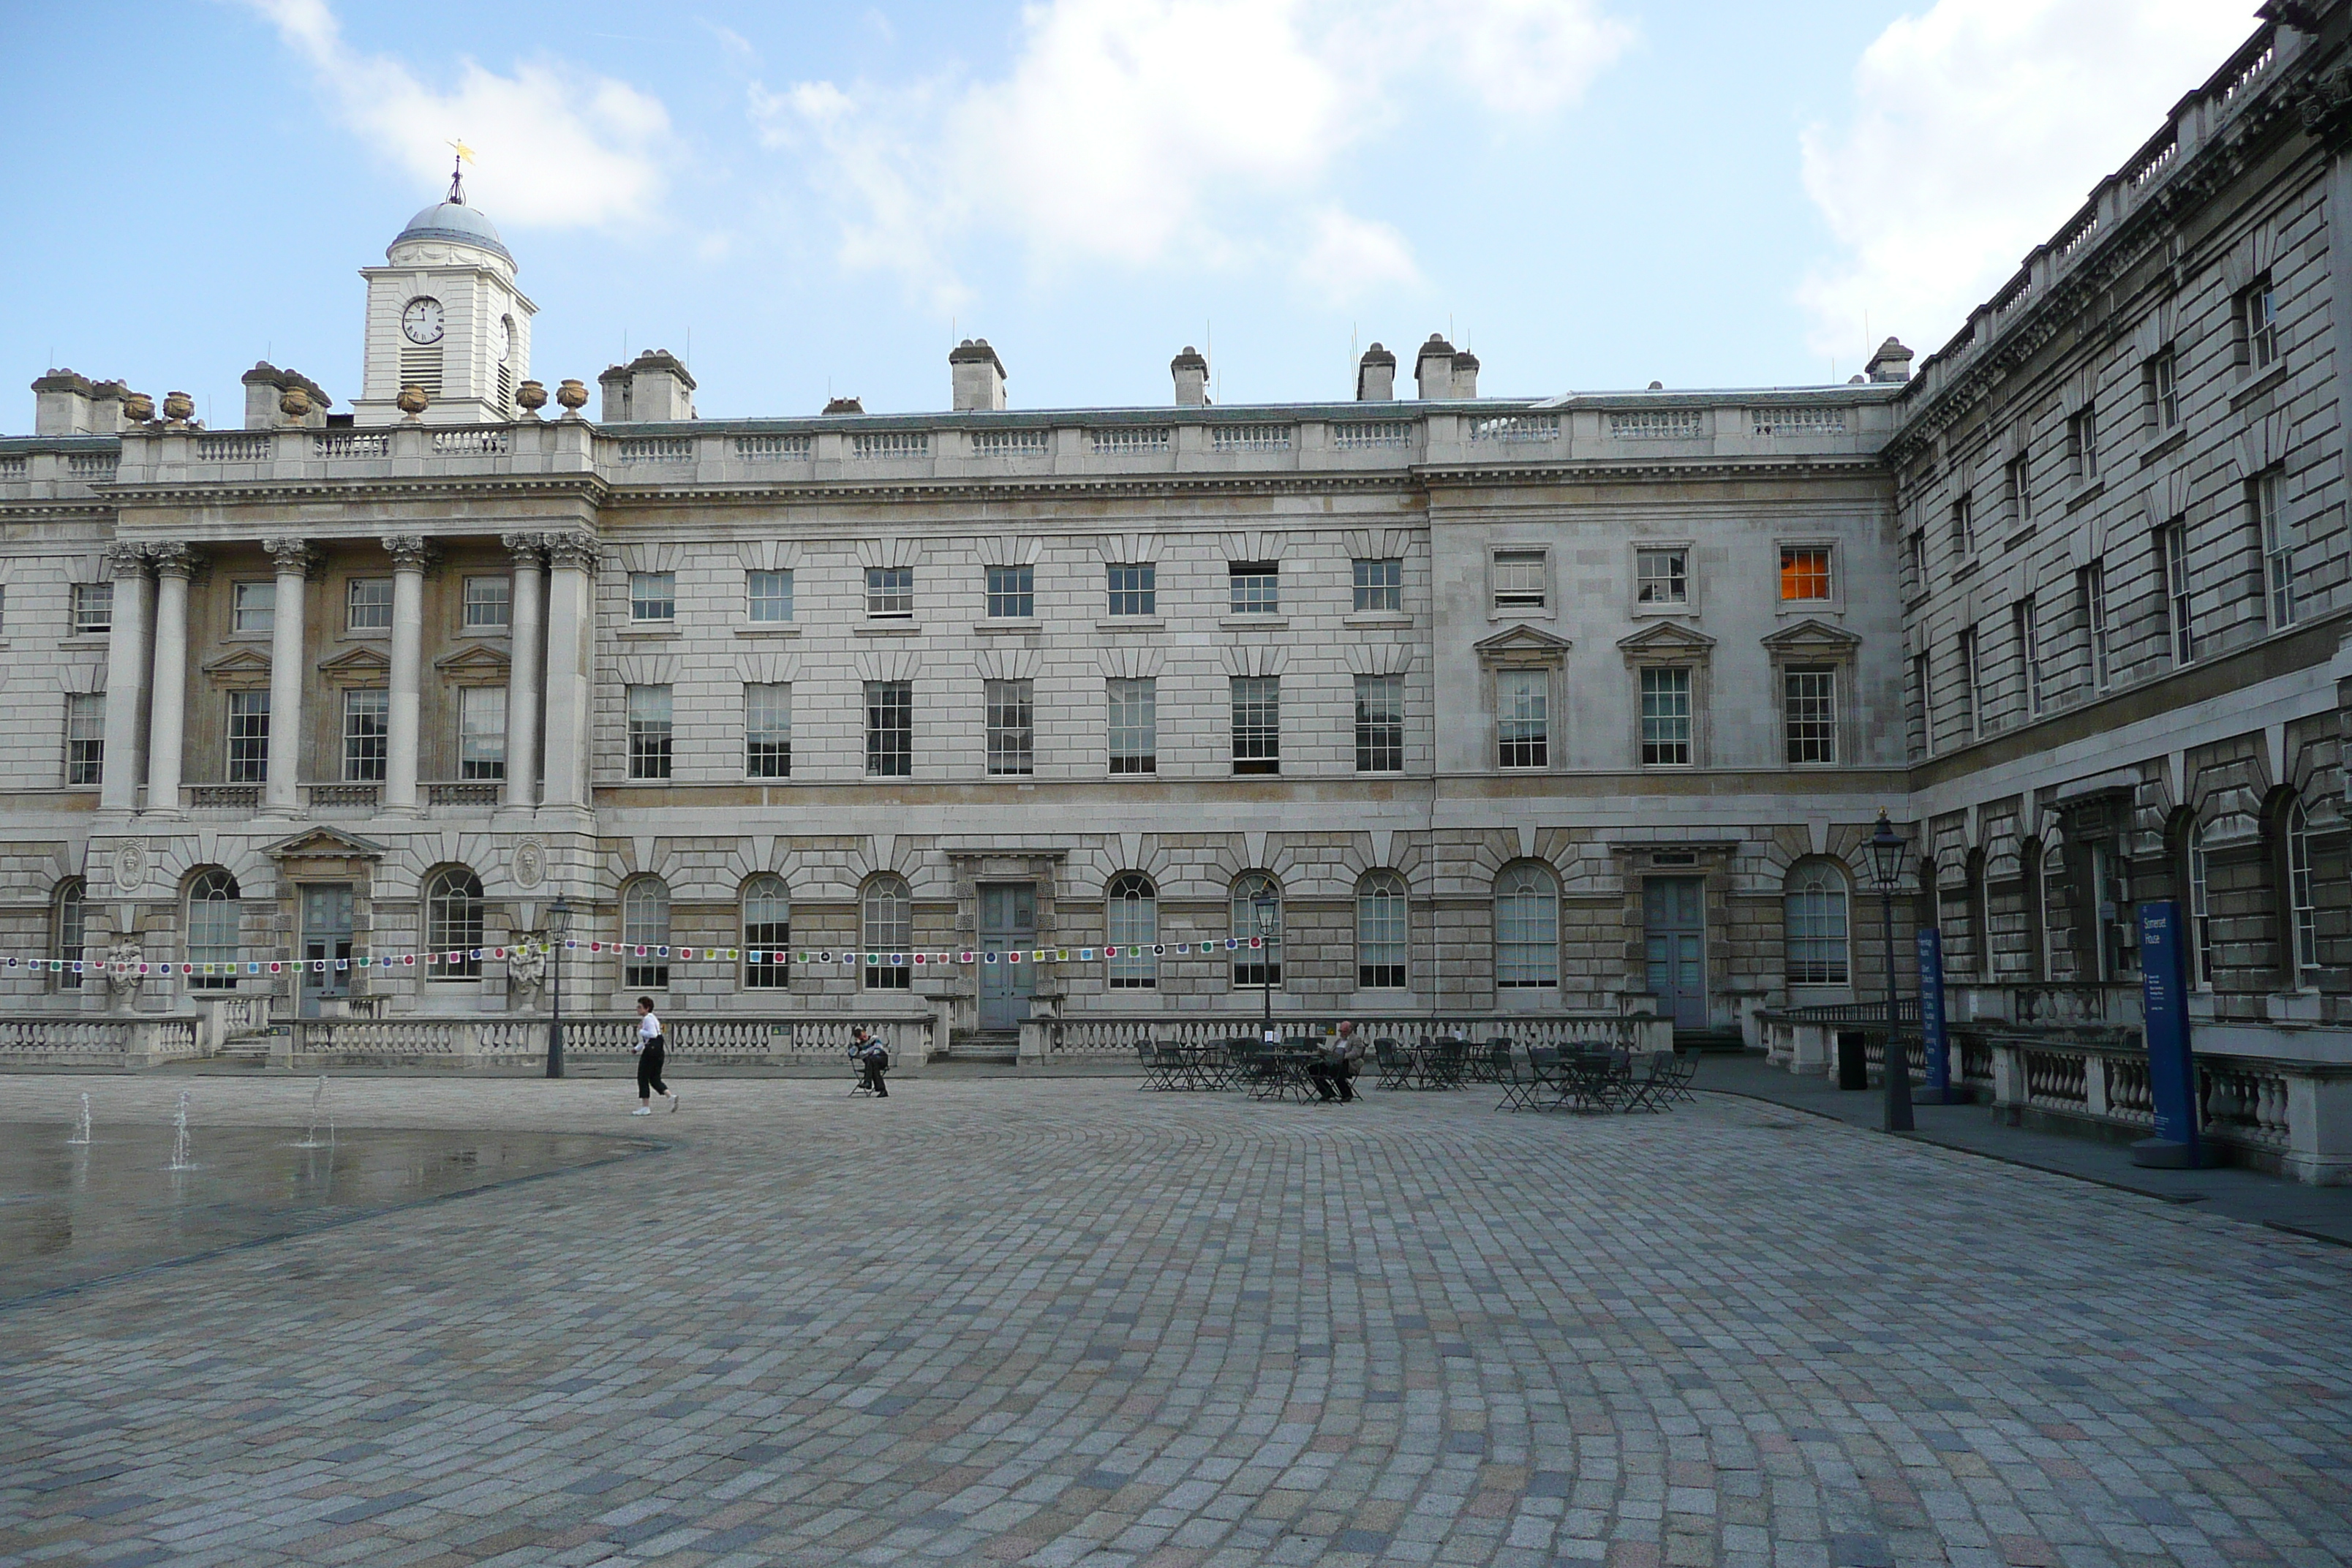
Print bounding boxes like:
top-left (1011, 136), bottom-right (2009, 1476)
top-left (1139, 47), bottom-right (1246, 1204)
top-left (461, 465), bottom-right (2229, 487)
top-left (92, 473), bottom-right (612, 510)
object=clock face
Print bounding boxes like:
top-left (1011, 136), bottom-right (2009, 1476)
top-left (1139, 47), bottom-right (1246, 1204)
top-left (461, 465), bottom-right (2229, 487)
top-left (401, 297), bottom-right (445, 345)
top-left (493, 314), bottom-right (512, 363)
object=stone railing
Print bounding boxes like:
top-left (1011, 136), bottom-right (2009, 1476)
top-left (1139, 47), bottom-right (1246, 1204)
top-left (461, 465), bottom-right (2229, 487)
top-left (286, 1009), bottom-right (941, 1068)
top-left (1030, 1011), bottom-right (1665, 1063)
top-left (0, 1014), bottom-right (200, 1066)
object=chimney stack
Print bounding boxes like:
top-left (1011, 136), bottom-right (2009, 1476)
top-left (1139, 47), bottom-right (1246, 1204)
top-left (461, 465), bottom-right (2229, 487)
top-left (1171, 345), bottom-right (1210, 407)
top-left (1414, 334), bottom-right (1456, 400)
top-left (1356, 342), bottom-right (1396, 401)
top-left (599, 349), bottom-right (698, 422)
top-left (241, 362), bottom-right (331, 429)
top-left (950, 339), bottom-right (1008, 411)
top-left (33, 369), bottom-right (142, 435)
top-left (1450, 350), bottom-right (1480, 399)
top-left (822, 396), bottom-right (865, 415)
top-left (1865, 336), bottom-right (1914, 383)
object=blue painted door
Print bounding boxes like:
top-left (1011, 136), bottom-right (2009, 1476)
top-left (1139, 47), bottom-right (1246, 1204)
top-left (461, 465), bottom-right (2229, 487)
top-left (1644, 877), bottom-right (1707, 1032)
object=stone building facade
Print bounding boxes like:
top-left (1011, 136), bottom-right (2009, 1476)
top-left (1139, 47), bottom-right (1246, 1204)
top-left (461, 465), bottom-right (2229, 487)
top-left (0, 10), bottom-right (2347, 1083)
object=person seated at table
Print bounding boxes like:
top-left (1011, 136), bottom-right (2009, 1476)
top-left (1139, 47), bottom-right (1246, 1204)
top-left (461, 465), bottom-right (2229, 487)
top-left (1308, 1020), bottom-right (1363, 1103)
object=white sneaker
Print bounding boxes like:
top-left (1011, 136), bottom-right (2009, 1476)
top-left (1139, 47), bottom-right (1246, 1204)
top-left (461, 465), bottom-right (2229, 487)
top-left (632, 1106), bottom-right (652, 1116)
top-left (669, 1093), bottom-right (682, 1113)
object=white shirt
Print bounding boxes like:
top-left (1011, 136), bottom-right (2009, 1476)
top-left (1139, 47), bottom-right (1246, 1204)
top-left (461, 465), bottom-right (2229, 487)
top-left (638, 1011), bottom-right (662, 1043)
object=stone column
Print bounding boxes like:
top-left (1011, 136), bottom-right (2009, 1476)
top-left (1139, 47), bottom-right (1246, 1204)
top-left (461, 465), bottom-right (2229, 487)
top-left (540, 532), bottom-right (598, 811)
top-left (382, 535), bottom-right (432, 814)
top-left (97, 544), bottom-right (151, 815)
top-left (143, 543), bottom-right (197, 815)
top-left (260, 538), bottom-right (315, 815)
top-left (499, 533), bottom-right (546, 810)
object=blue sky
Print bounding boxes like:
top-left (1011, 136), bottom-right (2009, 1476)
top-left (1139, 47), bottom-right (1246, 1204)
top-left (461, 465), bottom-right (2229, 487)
top-left (0, 1), bottom-right (2257, 427)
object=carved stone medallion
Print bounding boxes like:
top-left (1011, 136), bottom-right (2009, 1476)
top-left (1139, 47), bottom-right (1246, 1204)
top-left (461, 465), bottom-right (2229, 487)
top-left (512, 839), bottom-right (546, 890)
top-left (113, 841), bottom-right (148, 893)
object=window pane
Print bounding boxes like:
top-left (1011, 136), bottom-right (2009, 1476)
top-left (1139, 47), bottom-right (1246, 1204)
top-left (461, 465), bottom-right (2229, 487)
top-left (985, 564), bottom-right (1034, 619)
top-left (1495, 865), bottom-right (1558, 987)
top-left (64, 692), bottom-right (105, 785)
top-left (1228, 563), bottom-right (1279, 614)
top-left (985, 679), bottom-right (1035, 775)
top-left (347, 578), bottom-right (392, 631)
top-left (459, 686), bottom-right (507, 780)
top-left (233, 580), bottom-right (276, 635)
top-left (1784, 868), bottom-right (1850, 984)
top-left (227, 690), bottom-right (271, 783)
top-left (1784, 666), bottom-right (1836, 764)
top-left (745, 682), bottom-right (792, 778)
top-left (74, 581), bottom-right (114, 636)
top-left (1357, 874), bottom-right (1407, 989)
top-left (1639, 668), bottom-right (1691, 765)
top-left (54, 881), bottom-right (86, 989)
top-left (1230, 873), bottom-right (1281, 987)
top-left (863, 878), bottom-right (911, 989)
top-left (462, 575), bottom-right (510, 629)
top-left (747, 569), bottom-right (794, 623)
top-left (1107, 678), bottom-right (1156, 774)
top-left (865, 681), bottom-right (912, 776)
top-left (188, 870), bottom-right (242, 985)
top-left (1352, 557), bottom-right (1402, 612)
top-left (1497, 670), bottom-right (1547, 769)
top-left (622, 880), bottom-right (670, 988)
top-left (1231, 676), bottom-right (1279, 774)
top-left (1354, 674), bottom-right (1403, 772)
top-left (1493, 551), bottom-right (1545, 607)
top-left (627, 684), bottom-right (673, 780)
top-left (427, 870), bottom-right (485, 979)
top-left (1779, 546), bottom-right (1832, 601)
top-left (342, 687), bottom-right (388, 780)
top-left (629, 571), bottom-right (676, 622)
top-left (745, 876), bottom-right (791, 988)
top-left (867, 566), bottom-right (913, 617)
top-left (1107, 872), bottom-right (1157, 988)
top-left (1635, 548), bottom-right (1687, 604)
top-left (1107, 562), bottom-right (1156, 617)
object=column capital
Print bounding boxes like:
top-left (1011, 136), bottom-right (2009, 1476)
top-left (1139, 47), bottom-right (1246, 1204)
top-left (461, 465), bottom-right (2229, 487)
top-left (104, 542), bottom-right (150, 578)
top-left (380, 534), bottom-right (437, 572)
top-left (148, 542), bottom-right (200, 580)
top-left (263, 537), bottom-right (322, 578)
top-left (543, 532), bottom-right (601, 572)
top-left (500, 531), bottom-right (551, 566)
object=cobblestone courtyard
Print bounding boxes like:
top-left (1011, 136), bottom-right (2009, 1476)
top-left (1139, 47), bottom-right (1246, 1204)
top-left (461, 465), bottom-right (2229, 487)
top-left (1, 1074), bottom-right (2347, 1568)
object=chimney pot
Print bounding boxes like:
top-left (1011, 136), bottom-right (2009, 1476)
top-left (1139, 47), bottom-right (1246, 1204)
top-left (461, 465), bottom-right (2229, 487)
top-left (1866, 336), bottom-right (1914, 383)
top-left (1356, 342), bottom-right (1397, 401)
top-left (1172, 345), bottom-right (1210, 407)
top-left (1414, 334), bottom-right (1457, 401)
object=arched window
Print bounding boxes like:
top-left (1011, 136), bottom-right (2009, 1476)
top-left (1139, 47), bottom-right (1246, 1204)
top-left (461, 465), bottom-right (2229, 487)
top-left (187, 868), bottom-right (241, 990)
top-left (1357, 871), bottom-right (1408, 990)
top-left (1964, 848), bottom-right (1990, 975)
top-left (2182, 821), bottom-right (2214, 988)
top-left (426, 867), bottom-right (485, 979)
top-left (1784, 861), bottom-right (1850, 986)
top-left (863, 875), bottom-right (911, 990)
top-left (1493, 862), bottom-right (1558, 990)
top-left (744, 875), bottom-right (791, 989)
top-left (1231, 872), bottom-right (1281, 988)
top-left (622, 878), bottom-right (670, 990)
top-left (53, 878), bottom-right (86, 992)
top-left (2019, 840), bottom-right (2046, 982)
top-left (1106, 873), bottom-right (1157, 989)
top-left (2285, 799), bottom-right (2318, 981)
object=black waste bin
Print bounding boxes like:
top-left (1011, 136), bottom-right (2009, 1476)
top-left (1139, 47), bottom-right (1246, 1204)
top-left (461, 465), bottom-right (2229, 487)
top-left (1835, 1031), bottom-right (1869, 1090)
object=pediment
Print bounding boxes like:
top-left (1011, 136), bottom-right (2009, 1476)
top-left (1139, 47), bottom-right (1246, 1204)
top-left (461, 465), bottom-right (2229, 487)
top-left (317, 644), bottom-right (391, 676)
top-left (1471, 625), bottom-right (1573, 662)
top-left (200, 646), bottom-right (274, 681)
top-left (1616, 621), bottom-right (1717, 657)
top-left (1760, 617), bottom-right (1862, 655)
top-left (265, 826), bottom-right (386, 862)
top-left (434, 641), bottom-right (511, 675)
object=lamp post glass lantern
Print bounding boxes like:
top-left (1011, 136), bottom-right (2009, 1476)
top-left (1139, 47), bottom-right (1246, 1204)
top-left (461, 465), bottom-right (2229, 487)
top-left (546, 897), bottom-right (571, 1079)
top-left (1866, 813), bottom-right (1913, 1132)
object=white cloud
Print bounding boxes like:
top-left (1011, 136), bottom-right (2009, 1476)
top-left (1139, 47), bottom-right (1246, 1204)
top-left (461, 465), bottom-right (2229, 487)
top-left (1296, 208), bottom-right (1423, 298)
top-left (244, 0), bottom-right (676, 230)
top-left (1798, 0), bottom-right (2256, 361)
top-left (758, 0), bottom-right (1632, 302)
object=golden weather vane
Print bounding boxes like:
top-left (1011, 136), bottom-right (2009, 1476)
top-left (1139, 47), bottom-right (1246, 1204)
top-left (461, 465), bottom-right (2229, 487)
top-left (445, 138), bottom-right (475, 203)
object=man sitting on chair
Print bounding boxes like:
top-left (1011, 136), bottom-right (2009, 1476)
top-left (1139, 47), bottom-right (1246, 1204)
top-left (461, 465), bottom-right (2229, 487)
top-left (1308, 1020), bottom-right (1362, 1103)
top-left (849, 1026), bottom-right (891, 1098)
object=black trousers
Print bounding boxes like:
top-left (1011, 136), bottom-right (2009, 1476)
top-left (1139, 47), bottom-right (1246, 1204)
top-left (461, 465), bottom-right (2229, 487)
top-left (1308, 1061), bottom-right (1356, 1101)
top-left (861, 1060), bottom-right (889, 1096)
top-left (637, 1040), bottom-right (668, 1098)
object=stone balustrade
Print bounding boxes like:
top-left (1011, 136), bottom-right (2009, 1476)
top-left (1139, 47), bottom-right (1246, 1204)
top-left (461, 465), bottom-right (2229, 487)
top-left (1028, 1011), bottom-right (1665, 1064)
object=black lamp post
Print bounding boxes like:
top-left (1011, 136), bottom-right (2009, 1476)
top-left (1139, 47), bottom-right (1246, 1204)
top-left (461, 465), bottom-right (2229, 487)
top-left (1866, 812), bottom-right (1913, 1132)
top-left (1254, 895), bottom-right (1279, 1039)
top-left (545, 897), bottom-right (570, 1079)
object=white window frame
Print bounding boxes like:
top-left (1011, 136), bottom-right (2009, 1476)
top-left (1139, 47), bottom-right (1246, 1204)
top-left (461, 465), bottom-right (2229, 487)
top-left (231, 579), bottom-right (276, 636)
top-left (2160, 522), bottom-right (2193, 666)
top-left (64, 691), bottom-right (105, 785)
top-left (72, 581), bottom-right (114, 636)
top-left (626, 684), bottom-right (673, 780)
top-left (342, 687), bottom-right (388, 781)
top-left (2081, 563), bottom-right (2111, 692)
top-left (984, 678), bottom-right (1035, 777)
top-left (1107, 873), bottom-right (1158, 989)
top-left (459, 685), bottom-right (507, 780)
top-left (2255, 470), bottom-right (2294, 630)
top-left (345, 577), bottom-right (393, 633)
top-left (985, 564), bottom-right (1034, 620)
top-left (1356, 871), bottom-right (1409, 990)
top-left (866, 566), bottom-right (914, 619)
top-left (1107, 677), bottom-right (1156, 775)
top-left (745, 682), bottom-right (791, 779)
top-left (461, 574), bottom-right (511, 630)
top-left (1490, 549), bottom-right (1548, 612)
top-left (1635, 546), bottom-right (1689, 608)
top-left (1352, 557), bottom-right (1403, 613)
top-left (1783, 665), bottom-right (1837, 765)
top-left (1354, 674), bottom-right (1404, 774)
top-left (1637, 666), bottom-right (1693, 767)
top-left (628, 571), bottom-right (676, 625)
top-left (1496, 668), bottom-right (1549, 770)
top-left (747, 569), bottom-right (794, 624)
top-left (2286, 800), bottom-right (2319, 981)
top-left (226, 689), bottom-right (271, 783)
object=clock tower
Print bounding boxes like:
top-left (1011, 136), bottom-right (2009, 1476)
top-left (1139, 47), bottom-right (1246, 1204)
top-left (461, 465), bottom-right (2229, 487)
top-left (353, 176), bottom-right (536, 426)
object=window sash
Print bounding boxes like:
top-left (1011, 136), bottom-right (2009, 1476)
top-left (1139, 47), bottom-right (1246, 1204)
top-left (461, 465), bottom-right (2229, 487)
top-left (745, 682), bottom-right (792, 779)
top-left (1778, 547), bottom-right (1833, 602)
top-left (1784, 880), bottom-right (1850, 984)
top-left (2247, 282), bottom-right (2280, 368)
top-left (2186, 832), bottom-right (2214, 987)
top-left (1230, 677), bottom-right (1280, 774)
top-left (865, 681), bottom-right (913, 776)
top-left (747, 569), bottom-right (795, 623)
top-left (2162, 525), bottom-right (2193, 665)
top-left (745, 882), bottom-right (791, 988)
top-left (346, 578), bottom-right (392, 631)
top-left (342, 688), bottom-right (388, 780)
top-left (1496, 670), bottom-right (1548, 769)
top-left (2288, 807), bottom-right (2319, 976)
top-left (189, 888), bottom-right (241, 973)
top-left (1357, 882), bottom-right (1407, 989)
top-left (2019, 598), bottom-right (2046, 717)
top-left (1107, 881), bottom-right (1157, 987)
top-left (73, 581), bottom-right (113, 636)
top-left (866, 566), bottom-right (914, 617)
top-left (1106, 563), bottom-right (1156, 617)
top-left (232, 580), bottom-right (276, 635)
top-left (984, 565), bottom-right (1034, 619)
top-left (1635, 549), bottom-right (1687, 605)
top-left (1495, 889), bottom-right (1558, 987)
top-left (622, 883), bottom-right (669, 988)
top-left (461, 575), bottom-right (511, 629)
top-left (1354, 674), bottom-right (1403, 773)
top-left (1784, 666), bottom-right (1836, 764)
top-left (985, 679), bottom-right (1035, 775)
top-left (1492, 551), bottom-right (1545, 607)
top-left (64, 692), bottom-right (105, 785)
top-left (627, 685), bottom-right (673, 780)
top-left (459, 686), bottom-right (508, 780)
top-left (426, 875), bottom-right (484, 979)
top-left (1957, 630), bottom-right (1981, 739)
top-left (629, 571), bottom-right (676, 622)
top-left (227, 690), bottom-right (271, 783)
top-left (54, 883), bottom-right (86, 988)
top-left (1230, 879), bottom-right (1282, 987)
top-left (863, 883), bottom-right (911, 989)
top-left (2082, 565), bottom-right (2111, 690)
top-left (2257, 473), bottom-right (2294, 629)
top-left (2152, 351), bottom-right (2179, 427)
top-left (1107, 678), bottom-right (1156, 774)
top-left (1638, 668), bottom-right (1692, 765)
top-left (1352, 557), bottom-right (1402, 612)
top-left (1228, 565), bottom-right (1279, 614)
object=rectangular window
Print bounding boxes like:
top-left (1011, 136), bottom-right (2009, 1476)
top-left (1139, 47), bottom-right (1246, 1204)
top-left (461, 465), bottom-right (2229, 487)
top-left (2080, 562), bottom-right (2111, 691)
top-left (866, 565), bottom-right (913, 618)
top-left (1107, 678), bottom-right (1156, 774)
top-left (747, 569), bottom-right (794, 623)
top-left (1784, 666), bottom-right (1836, 764)
top-left (1357, 887), bottom-right (1406, 990)
top-left (745, 682), bottom-right (792, 778)
top-left (461, 575), bottom-right (510, 630)
top-left (346, 578), bottom-right (392, 633)
top-left (2159, 522), bottom-right (2193, 666)
top-left (1107, 562), bottom-right (1156, 617)
top-left (2017, 596), bottom-right (2046, 717)
top-left (1909, 652), bottom-right (1931, 760)
top-left (864, 680), bottom-right (912, 776)
top-left (1230, 676), bottom-right (1280, 774)
top-left (628, 571), bottom-right (676, 623)
top-left (2254, 470), bottom-right (2294, 629)
top-left (985, 678), bottom-right (1035, 776)
top-left (1354, 674), bottom-right (1404, 773)
top-left (459, 686), bottom-right (507, 780)
top-left (1352, 557), bottom-right (1403, 612)
top-left (232, 580), bottom-right (276, 636)
top-left (1496, 670), bottom-right (1548, 769)
top-left (226, 690), bottom-right (270, 783)
top-left (2067, 407), bottom-right (2097, 480)
top-left (64, 692), bottom-right (104, 785)
top-left (72, 581), bottom-right (113, 636)
top-left (1778, 546), bottom-right (1832, 602)
top-left (626, 685), bottom-right (673, 780)
top-left (1907, 531), bottom-right (1926, 595)
top-left (2241, 276), bottom-right (2280, 369)
top-left (342, 687), bottom-right (388, 781)
top-left (1956, 627), bottom-right (1981, 740)
top-left (2005, 453), bottom-right (2032, 528)
top-left (984, 564), bottom-right (1034, 619)
top-left (1638, 668), bottom-right (1692, 766)
top-left (2148, 350), bottom-right (2179, 429)
top-left (1635, 547), bottom-right (1688, 606)
top-left (1950, 494), bottom-right (1975, 563)
top-left (1492, 549), bottom-right (1546, 609)
top-left (1228, 562), bottom-right (1280, 614)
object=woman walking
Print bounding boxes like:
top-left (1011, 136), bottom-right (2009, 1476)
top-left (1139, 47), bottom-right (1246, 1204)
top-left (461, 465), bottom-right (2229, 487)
top-left (634, 996), bottom-right (679, 1115)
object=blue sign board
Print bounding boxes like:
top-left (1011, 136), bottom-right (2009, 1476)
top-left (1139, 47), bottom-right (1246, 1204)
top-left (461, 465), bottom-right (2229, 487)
top-left (2138, 900), bottom-right (2199, 1155)
top-left (1917, 927), bottom-right (1950, 1099)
